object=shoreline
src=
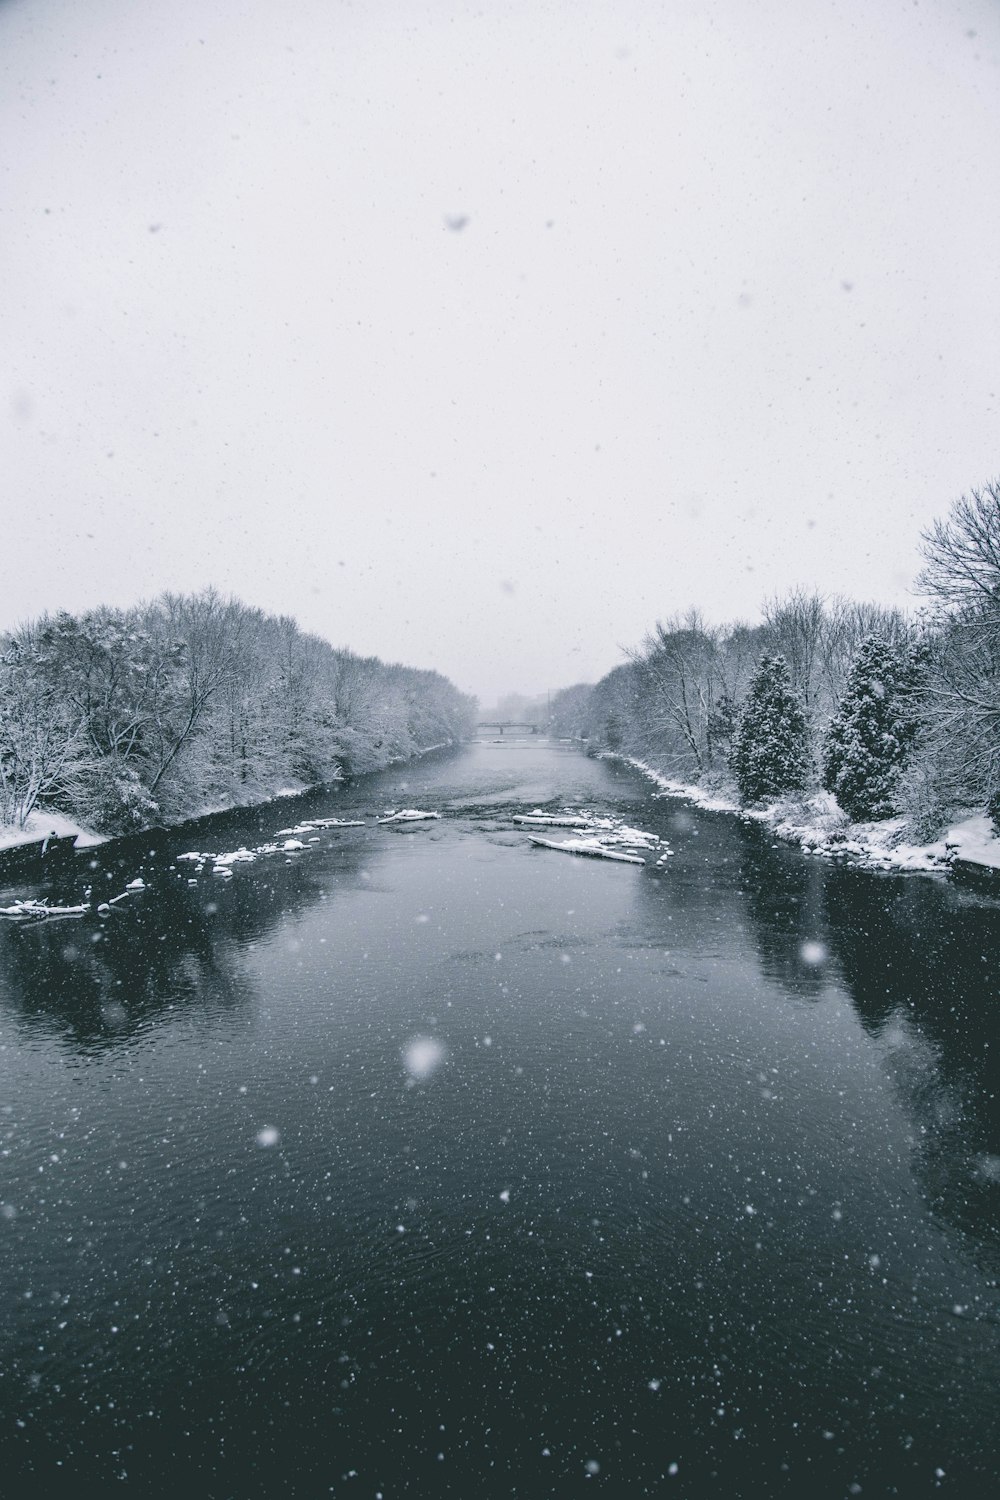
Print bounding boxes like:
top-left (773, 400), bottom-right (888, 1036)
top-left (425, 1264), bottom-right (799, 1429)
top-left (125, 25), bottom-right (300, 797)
top-left (607, 753), bottom-right (1000, 883)
top-left (0, 740), bottom-right (463, 872)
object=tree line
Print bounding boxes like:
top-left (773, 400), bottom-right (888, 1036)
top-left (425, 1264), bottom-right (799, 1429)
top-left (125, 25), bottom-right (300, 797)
top-left (549, 481), bottom-right (1000, 834)
top-left (0, 590), bottom-right (477, 834)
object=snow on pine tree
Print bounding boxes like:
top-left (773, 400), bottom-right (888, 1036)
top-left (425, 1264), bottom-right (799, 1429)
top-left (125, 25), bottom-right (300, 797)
top-left (731, 654), bottom-right (810, 803)
top-left (822, 634), bottom-right (918, 821)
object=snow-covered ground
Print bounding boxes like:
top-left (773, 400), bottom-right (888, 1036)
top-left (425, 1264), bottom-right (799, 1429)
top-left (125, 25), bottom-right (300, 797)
top-left (0, 809), bottom-right (106, 852)
top-left (944, 814), bottom-right (1000, 872)
top-left (0, 741), bottom-right (458, 855)
top-left (610, 755), bottom-right (1000, 880)
top-left (613, 759), bottom-right (739, 815)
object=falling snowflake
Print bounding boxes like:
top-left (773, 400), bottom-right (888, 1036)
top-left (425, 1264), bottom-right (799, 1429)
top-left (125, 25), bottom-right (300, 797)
top-left (403, 1035), bottom-right (447, 1081)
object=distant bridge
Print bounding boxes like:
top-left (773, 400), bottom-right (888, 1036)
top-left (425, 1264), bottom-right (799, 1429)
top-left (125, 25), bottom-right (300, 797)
top-left (476, 721), bottom-right (540, 735)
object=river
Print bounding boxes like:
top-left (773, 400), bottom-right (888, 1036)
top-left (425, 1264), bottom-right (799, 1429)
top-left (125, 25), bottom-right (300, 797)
top-left (1, 738), bottom-right (999, 1497)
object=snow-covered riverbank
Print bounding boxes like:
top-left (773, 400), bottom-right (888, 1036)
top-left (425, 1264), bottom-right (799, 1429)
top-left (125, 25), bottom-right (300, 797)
top-left (0, 809), bottom-right (107, 854)
top-left (0, 743), bottom-right (462, 860)
top-left (611, 755), bottom-right (1000, 879)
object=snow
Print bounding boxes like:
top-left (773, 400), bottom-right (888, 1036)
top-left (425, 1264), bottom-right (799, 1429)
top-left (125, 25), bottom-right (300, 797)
top-left (528, 835), bottom-right (646, 865)
top-left (944, 814), bottom-right (1000, 871)
top-left (0, 899), bottom-right (91, 921)
top-left (611, 753), bottom-right (1000, 880)
top-left (743, 797), bottom-right (955, 874)
top-left (213, 848), bottom-right (257, 865)
top-left (177, 816), bottom-right (372, 875)
top-left (512, 813), bottom-right (592, 828)
top-left (376, 809), bottom-right (441, 823)
top-left (274, 818), bottom-right (367, 835)
top-left (518, 804), bottom-right (670, 866)
top-left (0, 809), bottom-right (106, 851)
top-left (403, 1035), bottom-right (447, 1080)
top-left (607, 756), bottom-right (739, 813)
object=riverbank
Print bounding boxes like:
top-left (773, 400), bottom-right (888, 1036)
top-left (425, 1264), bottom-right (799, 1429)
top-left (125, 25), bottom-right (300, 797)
top-left (0, 808), bottom-right (107, 855)
top-left (0, 741), bottom-right (463, 874)
top-left (610, 753), bottom-right (1000, 879)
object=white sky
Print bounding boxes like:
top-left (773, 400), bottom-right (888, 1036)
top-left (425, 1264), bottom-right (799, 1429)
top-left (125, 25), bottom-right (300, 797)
top-left (2, 0), bottom-right (998, 704)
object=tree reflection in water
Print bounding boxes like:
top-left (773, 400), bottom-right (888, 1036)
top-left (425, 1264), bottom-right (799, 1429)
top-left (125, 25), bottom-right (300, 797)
top-left (733, 820), bottom-right (1000, 1265)
top-left (0, 817), bottom-right (376, 1054)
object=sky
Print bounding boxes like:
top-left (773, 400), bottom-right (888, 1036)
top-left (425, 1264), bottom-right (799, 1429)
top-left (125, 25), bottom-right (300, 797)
top-left (2, 0), bottom-right (999, 705)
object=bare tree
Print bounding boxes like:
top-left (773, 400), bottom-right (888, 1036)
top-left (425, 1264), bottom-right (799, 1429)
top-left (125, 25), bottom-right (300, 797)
top-left (760, 589), bottom-right (827, 711)
top-left (919, 481), bottom-right (1000, 622)
top-left (629, 610), bottom-right (720, 773)
top-left (916, 482), bottom-right (1000, 825)
top-left (0, 639), bottom-right (89, 826)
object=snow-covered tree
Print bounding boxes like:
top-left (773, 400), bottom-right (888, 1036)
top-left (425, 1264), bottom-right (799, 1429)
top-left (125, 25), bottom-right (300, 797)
top-left (821, 635), bottom-right (921, 821)
top-left (918, 481), bottom-right (1000, 829)
top-left (0, 639), bottom-right (89, 826)
top-left (628, 611), bottom-right (721, 773)
top-left (0, 593), bottom-right (477, 832)
top-left (731, 654), bottom-right (810, 803)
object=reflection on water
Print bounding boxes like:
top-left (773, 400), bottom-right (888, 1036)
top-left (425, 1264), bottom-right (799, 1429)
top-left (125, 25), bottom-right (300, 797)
top-left (821, 869), bottom-right (1000, 1263)
top-left (730, 817), bottom-right (1000, 1262)
top-left (1, 742), bottom-right (999, 1496)
top-left (0, 820), bottom-right (379, 1053)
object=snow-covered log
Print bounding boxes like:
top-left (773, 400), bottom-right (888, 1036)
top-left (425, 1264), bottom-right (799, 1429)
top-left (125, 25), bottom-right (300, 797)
top-left (513, 814), bottom-right (591, 828)
top-left (376, 809), bottom-right (441, 823)
top-left (527, 835), bottom-right (645, 865)
top-left (0, 899), bottom-right (90, 920)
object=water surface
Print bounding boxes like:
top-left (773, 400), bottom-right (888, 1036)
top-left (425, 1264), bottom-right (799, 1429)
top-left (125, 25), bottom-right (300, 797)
top-left (2, 740), bottom-right (999, 1496)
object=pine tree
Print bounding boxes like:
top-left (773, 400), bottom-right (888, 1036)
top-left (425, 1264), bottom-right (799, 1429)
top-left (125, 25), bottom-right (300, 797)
top-left (822, 634), bottom-right (919, 821)
top-left (731, 654), bottom-right (810, 803)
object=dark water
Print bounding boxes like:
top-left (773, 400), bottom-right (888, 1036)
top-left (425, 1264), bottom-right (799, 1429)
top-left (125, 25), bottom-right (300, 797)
top-left (2, 741), bottom-right (999, 1498)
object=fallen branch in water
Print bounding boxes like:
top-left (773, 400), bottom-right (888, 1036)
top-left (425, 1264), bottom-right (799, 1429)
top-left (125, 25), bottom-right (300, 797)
top-left (0, 899), bottom-right (91, 921)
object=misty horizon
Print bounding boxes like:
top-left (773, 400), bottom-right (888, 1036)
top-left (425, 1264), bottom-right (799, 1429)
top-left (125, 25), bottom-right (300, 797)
top-left (3, 0), bottom-right (999, 705)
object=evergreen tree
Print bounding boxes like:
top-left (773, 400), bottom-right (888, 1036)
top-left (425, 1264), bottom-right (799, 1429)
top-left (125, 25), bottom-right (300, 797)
top-left (731, 654), bottom-right (810, 803)
top-left (706, 693), bottom-right (740, 762)
top-left (822, 634), bottom-right (920, 821)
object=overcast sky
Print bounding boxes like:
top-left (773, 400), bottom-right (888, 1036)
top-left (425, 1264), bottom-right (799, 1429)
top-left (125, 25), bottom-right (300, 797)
top-left (2, 0), bottom-right (998, 704)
